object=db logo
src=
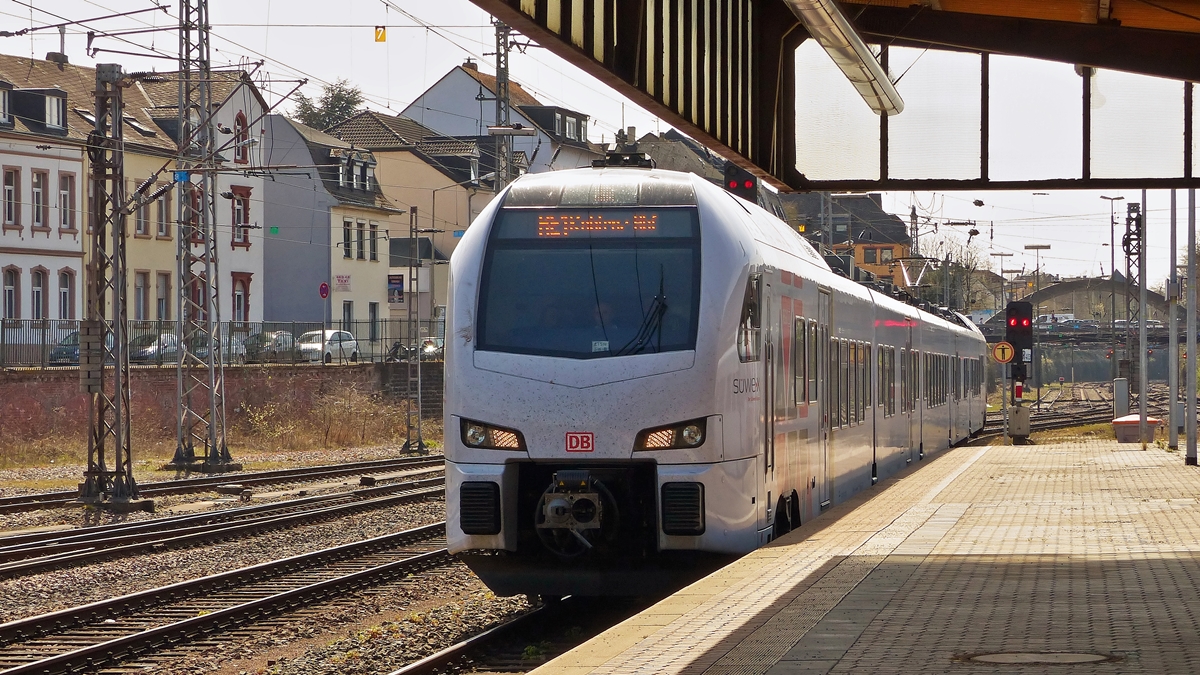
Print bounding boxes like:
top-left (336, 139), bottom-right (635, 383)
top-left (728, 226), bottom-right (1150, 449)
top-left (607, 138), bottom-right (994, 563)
top-left (565, 432), bottom-right (594, 452)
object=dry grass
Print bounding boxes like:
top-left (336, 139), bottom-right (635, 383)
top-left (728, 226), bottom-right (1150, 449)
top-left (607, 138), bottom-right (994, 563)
top-left (0, 385), bottom-right (443, 470)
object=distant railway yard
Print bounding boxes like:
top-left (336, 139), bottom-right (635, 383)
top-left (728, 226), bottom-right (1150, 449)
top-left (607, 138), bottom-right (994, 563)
top-left (0, 384), bottom-right (1164, 675)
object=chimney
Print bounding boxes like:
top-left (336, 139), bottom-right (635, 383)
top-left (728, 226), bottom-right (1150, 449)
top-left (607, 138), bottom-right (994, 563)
top-left (462, 58), bottom-right (478, 71)
top-left (46, 52), bottom-right (68, 65)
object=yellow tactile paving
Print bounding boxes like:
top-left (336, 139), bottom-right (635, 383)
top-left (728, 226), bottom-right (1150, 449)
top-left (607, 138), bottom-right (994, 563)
top-left (530, 438), bottom-right (1200, 674)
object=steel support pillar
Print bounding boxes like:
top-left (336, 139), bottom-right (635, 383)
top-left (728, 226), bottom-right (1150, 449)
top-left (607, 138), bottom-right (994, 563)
top-left (79, 64), bottom-right (136, 504)
top-left (171, 0), bottom-right (230, 470)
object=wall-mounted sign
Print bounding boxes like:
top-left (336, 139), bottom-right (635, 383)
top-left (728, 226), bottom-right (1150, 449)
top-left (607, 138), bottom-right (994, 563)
top-left (333, 274), bottom-right (352, 292)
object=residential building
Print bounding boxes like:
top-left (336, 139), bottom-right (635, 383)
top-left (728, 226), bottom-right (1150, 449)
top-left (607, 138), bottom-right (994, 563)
top-left (327, 111), bottom-right (498, 321)
top-left (775, 192), bottom-right (912, 284)
top-left (138, 70), bottom-right (268, 326)
top-left (261, 115), bottom-right (398, 346)
top-left (401, 59), bottom-right (602, 174)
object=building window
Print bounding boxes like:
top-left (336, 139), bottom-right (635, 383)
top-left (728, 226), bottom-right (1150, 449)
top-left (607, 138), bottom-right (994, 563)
top-left (338, 162), bottom-right (348, 188)
top-left (233, 112), bottom-right (249, 164)
top-left (58, 270), bottom-right (74, 319)
top-left (59, 174), bottom-right (75, 231)
top-left (555, 112), bottom-right (563, 135)
top-left (233, 284), bottom-right (246, 322)
top-left (369, 221), bottom-right (378, 261)
top-left (368, 301), bottom-right (379, 342)
top-left (565, 116), bottom-right (578, 141)
top-left (31, 171), bottom-right (47, 228)
top-left (134, 271), bottom-right (149, 321)
top-left (342, 300), bottom-right (353, 331)
top-left (156, 272), bottom-right (170, 320)
top-left (356, 220), bottom-right (365, 260)
top-left (863, 247), bottom-right (876, 264)
top-left (155, 187), bottom-right (170, 238)
top-left (231, 185), bottom-right (252, 248)
top-left (45, 96), bottom-right (64, 129)
top-left (30, 269), bottom-right (45, 320)
top-left (351, 161), bottom-right (361, 190)
top-left (2, 267), bottom-right (17, 319)
top-left (4, 168), bottom-right (19, 226)
top-left (343, 219), bottom-right (352, 258)
top-left (135, 183), bottom-right (149, 235)
top-left (231, 272), bottom-right (252, 323)
top-left (0, 89), bottom-right (8, 123)
top-left (880, 247), bottom-right (894, 263)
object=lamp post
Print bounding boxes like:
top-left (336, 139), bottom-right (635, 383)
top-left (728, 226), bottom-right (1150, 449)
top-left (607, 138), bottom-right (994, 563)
top-left (1101, 195), bottom-right (1124, 379)
top-left (1025, 244), bottom-right (1051, 410)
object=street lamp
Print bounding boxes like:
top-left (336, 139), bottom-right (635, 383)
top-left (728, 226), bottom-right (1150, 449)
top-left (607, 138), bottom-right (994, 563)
top-left (1101, 195), bottom-right (1125, 379)
top-left (1025, 244), bottom-right (1050, 409)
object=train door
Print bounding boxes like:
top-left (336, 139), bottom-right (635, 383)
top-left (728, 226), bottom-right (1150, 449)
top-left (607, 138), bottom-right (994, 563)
top-left (905, 324), bottom-right (915, 464)
top-left (763, 280), bottom-right (776, 531)
top-left (817, 289), bottom-right (832, 507)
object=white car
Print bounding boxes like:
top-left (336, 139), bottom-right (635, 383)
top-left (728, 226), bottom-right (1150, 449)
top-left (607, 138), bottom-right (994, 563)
top-left (296, 330), bottom-right (359, 364)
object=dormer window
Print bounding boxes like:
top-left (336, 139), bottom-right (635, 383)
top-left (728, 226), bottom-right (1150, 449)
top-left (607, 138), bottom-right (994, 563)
top-left (338, 161), bottom-right (349, 188)
top-left (45, 96), bottom-right (64, 129)
top-left (365, 164), bottom-right (375, 191)
top-left (565, 116), bottom-right (578, 141)
top-left (555, 112), bottom-right (563, 135)
top-left (351, 160), bottom-right (361, 190)
top-left (0, 89), bottom-right (9, 124)
top-left (359, 163), bottom-right (368, 190)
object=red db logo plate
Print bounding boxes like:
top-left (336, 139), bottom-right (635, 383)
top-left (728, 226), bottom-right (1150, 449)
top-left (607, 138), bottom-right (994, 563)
top-left (565, 432), bottom-right (594, 453)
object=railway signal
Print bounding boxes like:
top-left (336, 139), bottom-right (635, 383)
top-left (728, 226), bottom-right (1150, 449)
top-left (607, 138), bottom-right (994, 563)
top-left (1005, 301), bottom-right (1033, 382)
top-left (723, 163), bottom-right (758, 202)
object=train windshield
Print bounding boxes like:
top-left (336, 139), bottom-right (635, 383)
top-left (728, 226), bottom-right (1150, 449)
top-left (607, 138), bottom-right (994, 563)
top-left (477, 207), bottom-right (701, 359)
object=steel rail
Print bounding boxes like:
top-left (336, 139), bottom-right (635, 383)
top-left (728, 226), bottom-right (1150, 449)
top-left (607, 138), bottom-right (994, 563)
top-left (0, 537), bottom-right (452, 674)
top-left (385, 602), bottom-right (559, 675)
top-left (0, 523), bottom-right (447, 652)
top-left (0, 456), bottom-right (444, 513)
top-left (0, 480), bottom-right (445, 579)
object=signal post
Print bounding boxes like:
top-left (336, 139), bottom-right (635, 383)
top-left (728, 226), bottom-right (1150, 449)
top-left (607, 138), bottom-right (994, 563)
top-left (1005, 301), bottom-right (1034, 441)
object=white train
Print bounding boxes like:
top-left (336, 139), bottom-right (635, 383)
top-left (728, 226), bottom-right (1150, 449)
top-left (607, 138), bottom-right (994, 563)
top-left (444, 167), bottom-right (987, 596)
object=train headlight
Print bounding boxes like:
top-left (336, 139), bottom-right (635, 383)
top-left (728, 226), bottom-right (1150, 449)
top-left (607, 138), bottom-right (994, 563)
top-left (634, 418), bottom-right (707, 450)
top-left (460, 419), bottom-right (526, 450)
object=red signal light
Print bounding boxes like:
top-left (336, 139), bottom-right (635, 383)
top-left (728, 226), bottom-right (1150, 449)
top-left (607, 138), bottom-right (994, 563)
top-left (743, 179), bottom-right (755, 189)
top-left (1008, 318), bottom-right (1017, 327)
top-left (728, 180), bottom-right (738, 189)
top-left (1021, 318), bottom-right (1031, 327)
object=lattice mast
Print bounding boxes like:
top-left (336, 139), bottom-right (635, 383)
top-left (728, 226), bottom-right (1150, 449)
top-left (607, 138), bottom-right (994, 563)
top-left (79, 64), bottom-right (136, 503)
top-left (172, 0), bottom-right (230, 467)
top-left (1123, 202), bottom-right (1143, 396)
top-left (494, 20), bottom-right (512, 189)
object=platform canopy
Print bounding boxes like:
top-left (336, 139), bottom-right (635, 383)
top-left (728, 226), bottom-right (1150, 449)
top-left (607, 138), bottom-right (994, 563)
top-left (470, 0), bottom-right (1200, 191)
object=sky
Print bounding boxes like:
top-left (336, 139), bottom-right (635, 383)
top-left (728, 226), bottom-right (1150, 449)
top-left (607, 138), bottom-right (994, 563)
top-left (5, 0), bottom-right (1196, 289)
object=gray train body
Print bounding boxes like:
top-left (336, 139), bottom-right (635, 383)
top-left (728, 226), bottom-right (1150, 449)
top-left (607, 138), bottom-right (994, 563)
top-left (443, 168), bottom-right (987, 596)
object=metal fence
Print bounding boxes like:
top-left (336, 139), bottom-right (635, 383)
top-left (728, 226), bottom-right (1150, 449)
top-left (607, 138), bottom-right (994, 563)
top-left (0, 318), bottom-right (447, 369)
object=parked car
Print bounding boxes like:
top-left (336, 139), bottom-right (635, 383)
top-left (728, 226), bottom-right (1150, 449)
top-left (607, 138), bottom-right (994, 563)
top-left (184, 333), bottom-right (247, 364)
top-left (296, 330), bottom-right (359, 364)
top-left (129, 333), bottom-right (180, 364)
top-left (243, 331), bottom-right (297, 363)
top-left (48, 331), bottom-right (114, 365)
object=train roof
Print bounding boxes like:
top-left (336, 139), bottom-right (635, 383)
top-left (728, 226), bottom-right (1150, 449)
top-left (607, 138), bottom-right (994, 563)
top-left (503, 167), bottom-right (980, 336)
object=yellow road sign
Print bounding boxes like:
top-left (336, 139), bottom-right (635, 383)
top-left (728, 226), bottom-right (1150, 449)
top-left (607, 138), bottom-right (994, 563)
top-left (992, 341), bottom-right (1015, 364)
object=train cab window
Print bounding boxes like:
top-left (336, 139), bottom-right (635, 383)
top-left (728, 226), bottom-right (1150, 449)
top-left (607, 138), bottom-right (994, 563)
top-left (477, 206), bottom-right (701, 359)
top-left (794, 318), bottom-right (807, 404)
top-left (737, 274), bottom-right (762, 363)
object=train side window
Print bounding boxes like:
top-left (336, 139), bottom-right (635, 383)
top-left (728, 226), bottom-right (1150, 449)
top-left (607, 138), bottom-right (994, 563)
top-left (794, 318), bottom-right (807, 405)
top-left (808, 321), bottom-right (819, 404)
top-left (899, 348), bottom-right (908, 413)
top-left (863, 344), bottom-right (872, 416)
top-left (841, 340), bottom-right (850, 427)
top-left (849, 342), bottom-right (858, 425)
top-left (737, 274), bottom-right (761, 363)
top-left (888, 348), bottom-right (897, 416)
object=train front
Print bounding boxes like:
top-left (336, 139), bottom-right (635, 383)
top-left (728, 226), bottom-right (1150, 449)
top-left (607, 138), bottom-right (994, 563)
top-left (444, 169), bottom-right (753, 597)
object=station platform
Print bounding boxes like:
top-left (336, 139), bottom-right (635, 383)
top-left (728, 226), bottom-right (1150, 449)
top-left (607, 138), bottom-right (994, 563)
top-left (531, 437), bottom-right (1200, 674)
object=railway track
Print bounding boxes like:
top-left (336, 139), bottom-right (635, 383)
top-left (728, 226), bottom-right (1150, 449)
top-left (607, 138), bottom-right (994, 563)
top-left (0, 475), bottom-right (444, 579)
top-left (0, 456), bottom-right (444, 514)
top-left (0, 523), bottom-right (452, 675)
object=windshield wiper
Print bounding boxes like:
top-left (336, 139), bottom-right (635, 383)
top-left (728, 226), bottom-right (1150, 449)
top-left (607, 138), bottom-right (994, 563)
top-left (616, 266), bottom-right (667, 356)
